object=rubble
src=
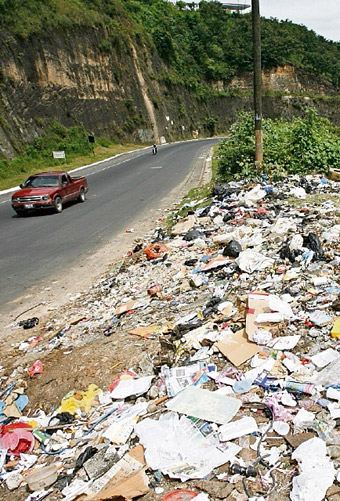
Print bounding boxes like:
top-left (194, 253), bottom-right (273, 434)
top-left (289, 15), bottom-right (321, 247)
top-left (1, 173), bottom-right (340, 500)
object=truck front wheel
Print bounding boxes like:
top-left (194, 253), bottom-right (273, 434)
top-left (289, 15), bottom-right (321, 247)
top-left (54, 196), bottom-right (63, 213)
top-left (78, 188), bottom-right (86, 203)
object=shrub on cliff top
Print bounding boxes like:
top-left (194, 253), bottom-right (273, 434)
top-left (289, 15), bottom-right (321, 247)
top-left (217, 108), bottom-right (340, 181)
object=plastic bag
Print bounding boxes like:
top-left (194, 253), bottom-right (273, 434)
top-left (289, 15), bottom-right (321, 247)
top-left (58, 384), bottom-right (102, 415)
top-left (303, 232), bottom-right (324, 260)
top-left (1, 423), bottom-right (35, 455)
top-left (183, 229), bottom-right (202, 241)
top-left (18, 317), bottom-right (39, 329)
top-left (236, 249), bottom-right (274, 273)
top-left (144, 243), bottom-right (170, 260)
top-left (28, 360), bottom-right (44, 376)
top-left (222, 240), bottom-right (242, 258)
top-left (311, 358), bottom-right (340, 386)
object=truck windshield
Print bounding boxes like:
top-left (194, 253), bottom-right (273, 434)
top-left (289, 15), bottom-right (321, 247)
top-left (24, 176), bottom-right (59, 188)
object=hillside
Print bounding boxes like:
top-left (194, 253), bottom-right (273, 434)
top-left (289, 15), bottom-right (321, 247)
top-left (1, 0), bottom-right (340, 159)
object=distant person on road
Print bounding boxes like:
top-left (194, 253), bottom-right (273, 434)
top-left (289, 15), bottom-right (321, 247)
top-left (152, 144), bottom-right (158, 155)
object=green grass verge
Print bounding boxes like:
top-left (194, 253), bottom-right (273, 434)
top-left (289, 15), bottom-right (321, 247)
top-left (0, 143), bottom-right (145, 191)
top-left (287, 193), bottom-right (340, 208)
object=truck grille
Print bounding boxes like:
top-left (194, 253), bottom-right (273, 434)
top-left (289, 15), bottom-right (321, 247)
top-left (16, 196), bottom-right (44, 202)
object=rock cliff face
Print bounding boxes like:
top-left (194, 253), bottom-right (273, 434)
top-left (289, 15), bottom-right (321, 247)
top-left (0, 26), bottom-right (339, 158)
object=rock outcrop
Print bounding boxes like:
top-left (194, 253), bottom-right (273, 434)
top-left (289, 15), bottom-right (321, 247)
top-left (1, 26), bottom-right (339, 157)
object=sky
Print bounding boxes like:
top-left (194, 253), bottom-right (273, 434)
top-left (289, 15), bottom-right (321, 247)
top-left (258, 0), bottom-right (340, 43)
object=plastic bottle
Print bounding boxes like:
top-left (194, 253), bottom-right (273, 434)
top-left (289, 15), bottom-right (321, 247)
top-left (284, 381), bottom-right (315, 395)
top-left (147, 285), bottom-right (162, 296)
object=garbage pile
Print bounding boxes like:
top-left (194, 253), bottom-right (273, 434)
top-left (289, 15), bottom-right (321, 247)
top-left (1, 174), bottom-right (340, 501)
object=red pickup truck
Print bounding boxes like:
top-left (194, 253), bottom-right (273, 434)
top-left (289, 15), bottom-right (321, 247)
top-left (11, 171), bottom-right (88, 216)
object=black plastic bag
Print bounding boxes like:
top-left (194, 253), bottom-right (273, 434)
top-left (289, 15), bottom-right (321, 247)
top-left (184, 259), bottom-right (198, 267)
top-left (74, 446), bottom-right (98, 473)
top-left (223, 240), bottom-right (242, 258)
top-left (183, 229), bottom-right (202, 241)
top-left (279, 245), bottom-right (296, 263)
top-left (18, 317), bottom-right (39, 329)
top-left (303, 232), bottom-right (324, 260)
top-left (213, 184), bottom-right (240, 201)
top-left (54, 412), bottom-right (75, 424)
top-left (203, 297), bottom-right (222, 317)
top-left (223, 213), bottom-right (233, 223)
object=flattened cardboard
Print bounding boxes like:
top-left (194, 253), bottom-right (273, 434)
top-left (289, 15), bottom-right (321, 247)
top-left (200, 255), bottom-right (233, 272)
top-left (215, 328), bottom-right (259, 367)
top-left (171, 215), bottom-right (196, 235)
top-left (128, 326), bottom-right (159, 339)
top-left (85, 445), bottom-right (148, 501)
top-left (114, 298), bottom-right (150, 317)
top-left (93, 470), bottom-right (149, 500)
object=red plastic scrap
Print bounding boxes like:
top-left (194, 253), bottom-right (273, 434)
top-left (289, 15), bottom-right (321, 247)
top-left (144, 243), bottom-right (170, 261)
top-left (28, 337), bottom-right (43, 349)
top-left (162, 490), bottom-right (198, 501)
top-left (28, 360), bottom-right (44, 376)
top-left (109, 370), bottom-right (137, 392)
top-left (1, 423), bottom-right (35, 455)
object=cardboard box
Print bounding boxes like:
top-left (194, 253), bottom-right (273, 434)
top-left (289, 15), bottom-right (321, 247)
top-left (246, 292), bottom-right (271, 341)
top-left (215, 328), bottom-right (259, 366)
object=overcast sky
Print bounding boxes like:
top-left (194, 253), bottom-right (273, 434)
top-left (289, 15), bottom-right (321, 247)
top-left (258, 0), bottom-right (340, 42)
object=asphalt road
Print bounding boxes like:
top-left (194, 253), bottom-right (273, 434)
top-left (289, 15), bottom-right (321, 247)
top-left (0, 138), bottom-right (221, 313)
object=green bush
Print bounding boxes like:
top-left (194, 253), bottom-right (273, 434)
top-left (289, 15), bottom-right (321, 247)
top-left (203, 116), bottom-right (218, 136)
top-left (0, 121), bottom-right (92, 180)
top-left (217, 108), bottom-right (340, 181)
top-left (96, 136), bottom-right (112, 147)
top-left (28, 121), bottom-right (92, 157)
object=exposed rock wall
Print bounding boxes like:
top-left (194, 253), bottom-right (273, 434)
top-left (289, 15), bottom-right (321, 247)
top-left (0, 27), bottom-right (339, 158)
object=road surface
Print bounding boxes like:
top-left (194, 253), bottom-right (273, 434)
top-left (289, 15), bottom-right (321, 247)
top-left (0, 139), bottom-right (221, 315)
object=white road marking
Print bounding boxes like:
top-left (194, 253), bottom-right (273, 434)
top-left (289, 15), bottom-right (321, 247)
top-left (86, 156), bottom-right (138, 176)
top-left (150, 166), bottom-right (163, 169)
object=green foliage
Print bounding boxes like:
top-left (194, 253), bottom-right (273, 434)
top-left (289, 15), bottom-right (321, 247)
top-left (95, 136), bottom-right (111, 147)
top-left (125, 1), bottom-right (340, 87)
top-left (28, 121), bottom-right (92, 157)
top-left (123, 114), bottom-right (146, 133)
top-left (217, 108), bottom-right (340, 181)
top-left (288, 108), bottom-right (340, 174)
top-left (124, 98), bottom-right (134, 111)
top-left (203, 116), bottom-right (218, 136)
top-left (0, 0), bottom-right (102, 38)
top-left (99, 38), bottom-right (111, 52)
top-left (1, 0), bottom-right (340, 87)
top-left (0, 121), bottom-right (92, 180)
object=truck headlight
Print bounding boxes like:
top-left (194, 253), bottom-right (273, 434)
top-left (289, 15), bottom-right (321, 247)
top-left (12, 198), bottom-right (19, 202)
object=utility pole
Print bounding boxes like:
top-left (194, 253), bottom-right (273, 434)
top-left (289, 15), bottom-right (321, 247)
top-left (251, 0), bottom-right (263, 167)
